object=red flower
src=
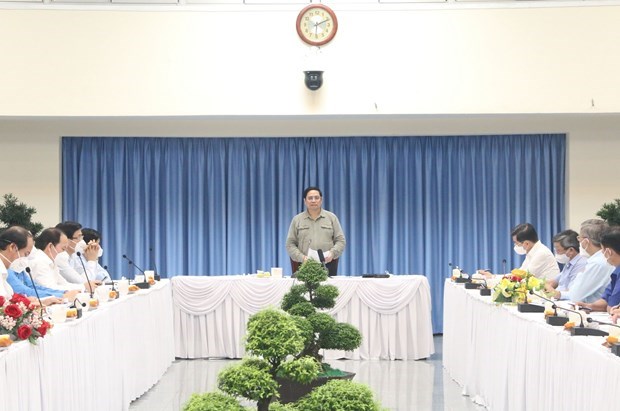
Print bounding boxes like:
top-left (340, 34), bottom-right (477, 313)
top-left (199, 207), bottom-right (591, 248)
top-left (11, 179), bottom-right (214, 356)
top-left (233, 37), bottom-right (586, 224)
top-left (17, 324), bottom-right (32, 340)
top-left (10, 293), bottom-right (30, 307)
top-left (37, 322), bottom-right (50, 337)
top-left (4, 304), bottom-right (23, 319)
top-left (0, 296), bottom-right (5, 306)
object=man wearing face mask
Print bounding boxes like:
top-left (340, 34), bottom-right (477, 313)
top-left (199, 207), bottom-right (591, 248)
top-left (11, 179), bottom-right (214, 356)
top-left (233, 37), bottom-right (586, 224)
top-left (74, 228), bottom-right (110, 282)
top-left (29, 228), bottom-right (97, 293)
top-left (511, 223), bottom-right (560, 280)
top-left (545, 230), bottom-right (587, 294)
top-left (6, 230), bottom-right (77, 301)
top-left (551, 219), bottom-right (613, 303)
top-left (54, 221), bottom-right (101, 285)
top-left (577, 226), bottom-right (620, 315)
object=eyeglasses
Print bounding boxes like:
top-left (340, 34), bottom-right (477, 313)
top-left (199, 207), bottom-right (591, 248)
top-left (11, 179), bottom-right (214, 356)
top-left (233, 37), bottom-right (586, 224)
top-left (306, 196), bottom-right (321, 201)
top-left (577, 235), bottom-right (589, 241)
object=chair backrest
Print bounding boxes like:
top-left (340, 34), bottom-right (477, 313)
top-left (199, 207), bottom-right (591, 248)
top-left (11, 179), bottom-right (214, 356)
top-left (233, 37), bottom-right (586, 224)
top-left (290, 258), bottom-right (300, 277)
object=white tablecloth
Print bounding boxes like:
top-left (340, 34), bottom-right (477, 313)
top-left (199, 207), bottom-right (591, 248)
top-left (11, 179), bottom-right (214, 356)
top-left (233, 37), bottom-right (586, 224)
top-left (172, 275), bottom-right (434, 360)
top-left (443, 279), bottom-right (620, 411)
top-left (0, 280), bottom-right (175, 411)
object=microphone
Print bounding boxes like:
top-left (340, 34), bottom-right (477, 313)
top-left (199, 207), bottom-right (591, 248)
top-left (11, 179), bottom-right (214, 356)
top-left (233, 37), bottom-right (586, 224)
top-left (25, 267), bottom-right (43, 315)
top-left (122, 254), bottom-right (150, 289)
top-left (515, 289), bottom-right (545, 313)
top-left (450, 262), bottom-right (470, 283)
top-left (72, 297), bottom-right (86, 319)
top-left (529, 290), bottom-right (569, 326)
top-left (552, 303), bottom-right (608, 336)
top-left (101, 265), bottom-right (118, 297)
top-left (587, 317), bottom-right (620, 330)
top-left (502, 258), bottom-right (507, 275)
top-left (149, 247), bottom-right (161, 280)
top-left (76, 251), bottom-right (94, 298)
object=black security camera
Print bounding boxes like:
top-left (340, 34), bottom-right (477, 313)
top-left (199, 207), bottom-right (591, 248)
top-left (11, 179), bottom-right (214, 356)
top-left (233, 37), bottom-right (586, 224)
top-left (304, 71), bottom-right (323, 91)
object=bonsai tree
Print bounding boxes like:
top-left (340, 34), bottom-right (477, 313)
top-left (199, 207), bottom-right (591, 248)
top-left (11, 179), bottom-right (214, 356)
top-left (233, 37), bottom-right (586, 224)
top-left (597, 198), bottom-right (620, 226)
top-left (216, 308), bottom-right (321, 411)
top-left (292, 379), bottom-right (386, 411)
top-left (0, 193), bottom-right (44, 236)
top-left (182, 392), bottom-right (245, 411)
top-left (281, 259), bottom-right (362, 366)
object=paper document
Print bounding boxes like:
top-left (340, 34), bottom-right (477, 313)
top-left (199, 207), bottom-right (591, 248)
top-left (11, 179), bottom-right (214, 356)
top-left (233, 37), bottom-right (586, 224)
top-left (307, 248), bottom-right (331, 262)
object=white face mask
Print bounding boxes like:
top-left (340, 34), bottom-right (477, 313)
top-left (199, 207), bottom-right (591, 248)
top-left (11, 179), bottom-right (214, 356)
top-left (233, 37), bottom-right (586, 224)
top-left (555, 253), bottom-right (570, 264)
top-left (74, 240), bottom-right (87, 255)
top-left (514, 245), bottom-right (527, 255)
top-left (98, 247), bottom-right (103, 258)
top-left (9, 250), bottom-right (28, 273)
top-left (579, 239), bottom-right (590, 257)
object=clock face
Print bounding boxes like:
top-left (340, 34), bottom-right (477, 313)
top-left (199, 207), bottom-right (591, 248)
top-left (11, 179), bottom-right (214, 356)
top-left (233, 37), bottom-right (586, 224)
top-left (296, 4), bottom-right (338, 47)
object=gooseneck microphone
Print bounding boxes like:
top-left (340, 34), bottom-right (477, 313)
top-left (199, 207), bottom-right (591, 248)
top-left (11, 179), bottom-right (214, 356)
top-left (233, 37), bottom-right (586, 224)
top-left (101, 265), bottom-right (117, 295)
top-left (76, 251), bottom-right (94, 298)
top-left (529, 290), bottom-right (568, 326)
top-left (122, 254), bottom-right (146, 278)
top-left (25, 267), bottom-right (43, 315)
top-left (73, 297), bottom-right (86, 319)
top-left (586, 317), bottom-right (620, 329)
top-left (149, 247), bottom-right (161, 280)
top-left (502, 258), bottom-right (507, 275)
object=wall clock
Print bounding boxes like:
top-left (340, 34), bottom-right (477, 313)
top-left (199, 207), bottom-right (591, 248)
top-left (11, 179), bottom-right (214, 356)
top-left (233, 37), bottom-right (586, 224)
top-left (296, 4), bottom-right (338, 47)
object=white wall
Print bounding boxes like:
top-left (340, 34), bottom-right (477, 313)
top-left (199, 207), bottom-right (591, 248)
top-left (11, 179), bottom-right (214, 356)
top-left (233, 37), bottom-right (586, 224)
top-left (0, 4), bottom-right (618, 231)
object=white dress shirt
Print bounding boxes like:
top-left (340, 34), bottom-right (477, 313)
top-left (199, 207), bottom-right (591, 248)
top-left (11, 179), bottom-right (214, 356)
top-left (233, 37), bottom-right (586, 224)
top-left (30, 249), bottom-right (83, 291)
top-left (558, 250), bottom-right (614, 303)
top-left (55, 251), bottom-right (88, 284)
top-left (0, 262), bottom-right (14, 298)
top-left (520, 241), bottom-right (560, 280)
top-left (70, 253), bottom-right (109, 281)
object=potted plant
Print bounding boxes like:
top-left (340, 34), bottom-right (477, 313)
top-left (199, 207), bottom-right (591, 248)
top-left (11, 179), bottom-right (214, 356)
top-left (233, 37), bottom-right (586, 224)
top-left (213, 308), bottom-right (321, 411)
top-left (293, 379), bottom-right (386, 411)
top-left (279, 259), bottom-right (362, 403)
top-left (0, 193), bottom-right (44, 236)
top-left (597, 198), bottom-right (620, 226)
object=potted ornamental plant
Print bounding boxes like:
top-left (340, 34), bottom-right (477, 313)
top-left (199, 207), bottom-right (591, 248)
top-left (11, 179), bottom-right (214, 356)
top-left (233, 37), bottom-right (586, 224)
top-left (0, 193), bottom-right (44, 236)
top-left (182, 307), bottom-right (321, 411)
top-left (597, 198), bottom-right (620, 226)
top-left (279, 259), bottom-right (363, 403)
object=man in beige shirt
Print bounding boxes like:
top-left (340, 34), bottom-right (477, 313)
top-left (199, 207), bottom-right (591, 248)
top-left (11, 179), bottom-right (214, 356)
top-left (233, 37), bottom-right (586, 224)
top-left (286, 186), bottom-right (346, 276)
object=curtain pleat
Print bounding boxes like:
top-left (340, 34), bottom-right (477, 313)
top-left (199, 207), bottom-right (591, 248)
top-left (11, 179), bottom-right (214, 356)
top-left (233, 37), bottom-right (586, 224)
top-left (62, 134), bottom-right (565, 332)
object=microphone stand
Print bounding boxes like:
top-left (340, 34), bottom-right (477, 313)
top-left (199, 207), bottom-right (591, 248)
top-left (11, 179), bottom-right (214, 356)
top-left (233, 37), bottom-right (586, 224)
top-left (76, 251), bottom-right (95, 298)
top-left (554, 305), bottom-right (608, 336)
top-left (529, 290), bottom-right (569, 326)
top-left (72, 298), bottom-right (86, 319)
top-left (101, 267), bottom-right (118, 299)
top-left (587, 318), bottom-right (620, 355)
top-left (516, 289), bottom-right (545, 313)
top-left (122, 254), bottom-right (150, 289)
top-left (25, 267), bottom-right (44, 316)
top-left (149, 247), bottom-right (161, 281)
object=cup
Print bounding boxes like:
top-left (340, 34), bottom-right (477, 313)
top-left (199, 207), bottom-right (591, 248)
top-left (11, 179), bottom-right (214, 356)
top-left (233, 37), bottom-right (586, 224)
top-left (134, 274), bottom-right (145, 283)
top-left (144, 270), bottom-right (155, 282)
top-left (47, 305), bottom-right (68, 324)
top-left (117, 280), bottom-right (129, 297)
top-left (96, 285), bottom-right (109, 303)
top-left (271, 267), bottom-right (283, 278)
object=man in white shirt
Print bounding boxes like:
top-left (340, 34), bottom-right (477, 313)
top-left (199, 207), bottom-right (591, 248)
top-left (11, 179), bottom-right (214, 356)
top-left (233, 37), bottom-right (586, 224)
top-left (511, 223), bottom-right (560, 280)
top-left (73, 228), bottom-right (110, 282)
top-left (54, 221), bottom-right (101, 285)
top-left (30, 228), bottom-right (98, 293)
top-left (552, 219), bottom-right (614, 303)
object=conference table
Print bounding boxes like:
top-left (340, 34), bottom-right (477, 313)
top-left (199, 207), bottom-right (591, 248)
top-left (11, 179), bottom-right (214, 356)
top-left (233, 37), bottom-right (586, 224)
top-left (172, 275), bottom-right (434, 361)
top-left (443, 279), bottom-right (620, 411)
top-left (0, 280), bottom-right (175, 411)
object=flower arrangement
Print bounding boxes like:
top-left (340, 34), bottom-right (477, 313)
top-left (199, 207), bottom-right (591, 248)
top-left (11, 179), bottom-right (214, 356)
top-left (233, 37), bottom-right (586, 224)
top-left (0, 293), bottom-right (51, 344)
top-left (492, 269), bottom-right (543, 304)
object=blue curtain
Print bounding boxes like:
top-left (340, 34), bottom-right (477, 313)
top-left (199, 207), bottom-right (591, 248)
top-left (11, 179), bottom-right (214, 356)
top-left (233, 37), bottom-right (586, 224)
top-left (62, 135), bottom-right (565, 333)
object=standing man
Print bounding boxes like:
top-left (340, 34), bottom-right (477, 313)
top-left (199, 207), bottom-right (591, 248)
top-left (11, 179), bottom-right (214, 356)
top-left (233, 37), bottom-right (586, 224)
top-left (286, 186), bottom-right (346, 276)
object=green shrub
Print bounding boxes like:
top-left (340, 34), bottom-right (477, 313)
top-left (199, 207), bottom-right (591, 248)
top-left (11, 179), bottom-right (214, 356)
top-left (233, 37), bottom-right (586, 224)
top-left (277, 356), bottom-right (321, 384)
top-left (293, 379), bottom-right (384, 411)
top-left (597, 198), bottom-right (620, 226)
top-left (245, 308), bottom-right (304, 360)
top-left (182, 392), bottom-right (245, 411)
top-left (217, 359), bottom-right (279, 403)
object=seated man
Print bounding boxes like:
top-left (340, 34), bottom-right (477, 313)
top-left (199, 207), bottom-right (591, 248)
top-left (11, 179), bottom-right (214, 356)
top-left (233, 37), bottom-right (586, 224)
top-left (30, 228), bottom-right (98, 293)
top-left (54, 221), bottom-right (101, 285)
top-left (578, 226), bottom-right (620, 314)
top-left (74, 228), bottom-right (110, 281)
top-left (545, 229), bottom-right (587, 294)
top-left (511, 223), bottom-right (560, 280)
top-left (553, 219), bottom-right (613, 303)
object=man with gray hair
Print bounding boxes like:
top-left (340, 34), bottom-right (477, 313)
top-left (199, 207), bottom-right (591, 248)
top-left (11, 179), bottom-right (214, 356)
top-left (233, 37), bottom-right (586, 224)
top-left (545, 229), bottom-right (587, 294)
top-left (551, 219), bottom-right (614, 303)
